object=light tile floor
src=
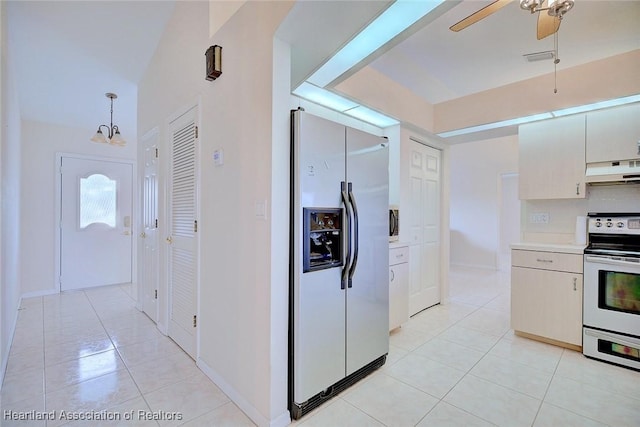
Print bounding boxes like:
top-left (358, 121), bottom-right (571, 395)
top-left (2, 266), bottom-right (639, 426)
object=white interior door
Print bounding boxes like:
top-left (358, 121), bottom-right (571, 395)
top-left (167, 107), bottom-right (198, 358)
top-left (60, 156), bottom-right (133, 291)
top-left (140, 130), bottom-right (160, 322)
top-left (408, 141), bottom-right (441, 315)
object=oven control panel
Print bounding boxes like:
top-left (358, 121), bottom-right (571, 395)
top-left (589, 215), bottom-right (640, 234)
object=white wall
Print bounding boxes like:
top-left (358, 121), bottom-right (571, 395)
top-left (137, 2), bottom-right (294, 425)
top-left (20, 120), bottom-right (136, 297)
top-left (0, 0), bottom-right (22, 386)
top-left (449, 135), bottom-right (519, 269)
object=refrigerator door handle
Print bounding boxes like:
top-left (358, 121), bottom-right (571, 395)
top-left (347, 182), bottom-right (358, 288)
top-left (341, 181), bottom-right (352, 290)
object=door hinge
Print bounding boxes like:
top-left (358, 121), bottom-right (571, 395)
top-left (155, 218), bottom-right (158, 228)
top-left (154, 289), bottom-right (158, 299)
top-left (194, 220), bottom-right (198, 233)
top-left (195, 126), bottom-right (198, 139)
top-left (193, 315), bottom-right (197, 328)
top-left (155, 148), bottom-right (159, 158)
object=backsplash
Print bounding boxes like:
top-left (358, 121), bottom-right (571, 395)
top-left (521, 184), bottom-right (640, 244)
top-left (587, 184), bottom-right (640, 213)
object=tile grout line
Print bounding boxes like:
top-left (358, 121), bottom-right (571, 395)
top-left (530, 346), bottom-right (564, 426)
top-left (80, 288), bottom-right (163, 426)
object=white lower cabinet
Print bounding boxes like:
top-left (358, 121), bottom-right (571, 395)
top-left (511, 249), bottom-right (583, 347)
top-left (389, 246), bottom-right (409, 331)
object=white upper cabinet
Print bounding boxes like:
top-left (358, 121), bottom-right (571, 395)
top-left (519, 114), bottom-right (586, 200)
top-left (586, 103), bottom-right (640, 163)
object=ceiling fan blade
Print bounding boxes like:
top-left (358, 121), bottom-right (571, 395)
top-left (450, 0), bottom-right (513, 32)
top-left (537, 6), bottom-right (561, 39)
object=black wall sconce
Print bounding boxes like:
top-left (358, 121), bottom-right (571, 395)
top-left (205, 45), bottom-right (222, 81)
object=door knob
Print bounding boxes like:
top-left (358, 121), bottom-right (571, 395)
top-left (140, 232), bottom-right (146, 238)
top-left (166, 236), bottom-right (173, 244)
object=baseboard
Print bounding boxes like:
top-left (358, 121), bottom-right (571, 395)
top-left (0, 297), bottom-right (22, 391)
top-left (450, 262), bottom-right (498, 271)
top-left (156, 321), bottom-right (169, 336)
top-left (196, 358), bottom-right (291, 427)
top-left (269, 410), bottom-right (292, 427)
top-left (514, 330), bottom-right (582, 352)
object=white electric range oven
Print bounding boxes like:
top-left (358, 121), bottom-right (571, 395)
top-left (583, 213), bottom-right (640, 370)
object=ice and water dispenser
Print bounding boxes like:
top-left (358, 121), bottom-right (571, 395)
top-left (303, 208), bottom-right (343, 272)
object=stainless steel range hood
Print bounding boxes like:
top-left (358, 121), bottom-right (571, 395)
top-left (585, 159), bottom-right (640, 183)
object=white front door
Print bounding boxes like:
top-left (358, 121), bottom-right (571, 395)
top-left (60, 156), bottom-right (133, 291)
top-left (408, 141), bottom-right (441, 315)
top-left (140, 130), bottom-right (160, 322)
top-left (167, 107), bottom-right (198, 358)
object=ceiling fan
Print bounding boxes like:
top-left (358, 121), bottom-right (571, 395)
top-left (450, 0), bottom-right (575, 40)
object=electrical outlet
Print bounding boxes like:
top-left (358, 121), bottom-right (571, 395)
top-left (529, 213), bottom-right (550, 224)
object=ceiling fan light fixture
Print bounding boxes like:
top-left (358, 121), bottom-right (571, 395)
top-left (520, 0), bottom-right (541, 12)
top-left (547, 0), bottom-right (574, 17)
top-left (523, 50), bottom-right (555, 62)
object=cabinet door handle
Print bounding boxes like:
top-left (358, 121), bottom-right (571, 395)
top-left (573, 277), bottom-right (577, 291)
top-left (390, 269), bottom-right (395, 282)
top-left (576, 183), bottom-right (580, 195)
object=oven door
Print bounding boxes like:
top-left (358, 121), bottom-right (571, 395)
top-left (583, 328), bottom-right (640, 370)
top-left (583, 254), bottom-right (640, 337)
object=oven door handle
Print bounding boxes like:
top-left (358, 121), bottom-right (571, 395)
top-left (584, 328), bottom-right (640, 348)
top-left (585, 255), bottom-right (640, 268)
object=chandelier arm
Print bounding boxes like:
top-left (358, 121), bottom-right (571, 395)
top-left (98, 124), bottom-right (113, 139)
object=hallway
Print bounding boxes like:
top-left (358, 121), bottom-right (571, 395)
top-left (0, 285), bottom-right (252, 426)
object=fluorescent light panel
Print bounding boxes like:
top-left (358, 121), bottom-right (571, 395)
top-left (437, 113), bottom-right (553, 138)
top-left (551, 94), bottom-right (640, 117)
top-left (293, 82), bottom-right (358, 112)
top-left (293, 83), bottom-right (398, 128)
top-left (344, 105), bottom-right (399, 128)
top-left (308, 0), bottom-right (445, 87)
top-left (438, 94), bottom-right (640, 138)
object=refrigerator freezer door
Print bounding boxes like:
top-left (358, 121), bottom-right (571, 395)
top-left (345, 126), bottom-right (389, 376)
top-left (292, 111), bottom-right (347, 403)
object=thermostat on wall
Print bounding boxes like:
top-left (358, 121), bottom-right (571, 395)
top-left (213, 149), bottom-right (224, 166)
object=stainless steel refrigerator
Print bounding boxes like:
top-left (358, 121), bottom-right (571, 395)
top-left (289, 109), bottom-right (389, 419)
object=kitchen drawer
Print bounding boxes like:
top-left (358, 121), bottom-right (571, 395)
top-left (389, 246), bottom-right (409, 265)
top-left (512, 249), bottom-right (583, 273)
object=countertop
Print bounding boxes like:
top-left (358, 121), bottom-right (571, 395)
top-left (389, 241), bottom-right (409, 249)
top-left (510, 242), bottom-right (586, 254)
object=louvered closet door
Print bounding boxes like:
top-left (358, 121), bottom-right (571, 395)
top-left (168, 107), bottom-right (198, 358)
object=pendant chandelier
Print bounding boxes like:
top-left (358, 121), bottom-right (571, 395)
top-left (90, 92), bottom-right (126, 146)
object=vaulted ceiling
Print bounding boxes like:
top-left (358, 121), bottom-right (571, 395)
top-left (7, 1), bottom-right (640, 138)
